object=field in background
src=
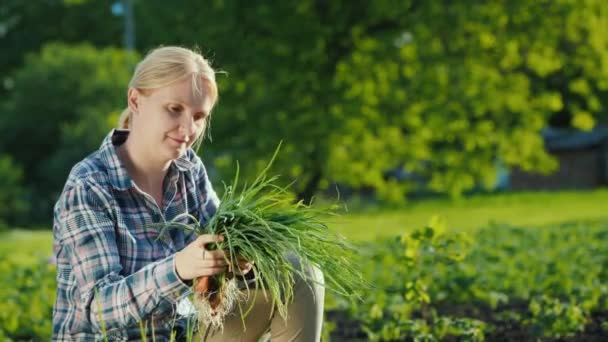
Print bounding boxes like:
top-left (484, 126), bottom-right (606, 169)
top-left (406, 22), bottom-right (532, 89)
top-left (5, 189), bottom-right (608, 250)
top-left (1, 229), bottom-right (54, 262)
top-left (328, 189), bottom-right (608, 240)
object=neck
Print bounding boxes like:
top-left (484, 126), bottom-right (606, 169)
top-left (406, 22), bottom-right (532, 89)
top-left (119, 137), bottom-right (171, 192)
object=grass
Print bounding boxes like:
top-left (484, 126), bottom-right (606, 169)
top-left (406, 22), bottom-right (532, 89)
top-left (327, 188), bottom-right (608, 240)
top-left (0, 229), bottom-right (54, 264)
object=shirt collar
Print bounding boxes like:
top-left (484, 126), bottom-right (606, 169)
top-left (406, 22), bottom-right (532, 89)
top-left (173, 151), bottom-right (197, 172)
top-left (98, 129), bottom-right (197, 191)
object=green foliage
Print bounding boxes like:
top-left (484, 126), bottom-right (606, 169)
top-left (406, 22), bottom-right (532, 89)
top-left (0, 155), bottom-right (28, 226)
top-left (329, 218), bottom-right (608, 340)
top-left (527, 295), bottom-right (587, 338)
top-left (341, 218), bottom-right (485, 341)
top-left (331, 0), bottom-right (608, 198)
top-left (0, 43), bottom-right (139, 224)
top-left (0, 243), bottom-right (55, 341)
top-left (0, 258), bottom-right (55, 341)
top-left (0, 0), bottom-right (123, 94)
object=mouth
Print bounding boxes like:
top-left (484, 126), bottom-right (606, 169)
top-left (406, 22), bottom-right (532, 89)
top-left (168, 136), bottom-right (187, 145)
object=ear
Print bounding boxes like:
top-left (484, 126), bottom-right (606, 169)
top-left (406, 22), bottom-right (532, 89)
top-left (127, 88), bottom-right (140, 114)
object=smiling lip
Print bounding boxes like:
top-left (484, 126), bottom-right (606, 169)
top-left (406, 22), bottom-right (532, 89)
top-left (169, 137), bottom-right (187, 144)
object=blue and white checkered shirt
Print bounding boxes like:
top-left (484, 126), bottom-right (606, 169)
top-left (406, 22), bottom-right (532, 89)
top-left (52, 129), bottom-right (219, 341)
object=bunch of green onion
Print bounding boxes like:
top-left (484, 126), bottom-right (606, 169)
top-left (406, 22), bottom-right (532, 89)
top-left (158, 147), bottom-right (364, 332)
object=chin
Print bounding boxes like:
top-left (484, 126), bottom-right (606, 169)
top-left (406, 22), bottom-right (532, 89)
top-left (164, 150), bottom-right (182, 161)
top-left (169, 146), bottom-right (188, 160)
top-left (163, 140), bottom-right (188, 159)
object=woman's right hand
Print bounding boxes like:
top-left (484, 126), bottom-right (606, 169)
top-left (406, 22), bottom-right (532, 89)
top-left (175, 234), bottom-right (227, 281)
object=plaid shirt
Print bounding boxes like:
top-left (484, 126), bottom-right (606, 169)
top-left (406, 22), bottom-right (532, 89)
top-left (52, 129), bottom-right (219, 341)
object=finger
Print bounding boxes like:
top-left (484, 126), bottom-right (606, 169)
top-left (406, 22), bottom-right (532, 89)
top-left (200, 259), bottom-right (228, 268)
top-left (194, 267), bottom-right (227, 278)
top-left (198, 265), bottom-right (227, 274)
top-left (196, 234), bottom-right (224, 247)
top-left (201, 249), bottom-right (226, 260)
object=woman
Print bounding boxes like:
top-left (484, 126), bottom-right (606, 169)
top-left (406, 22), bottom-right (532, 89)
top-left (52, 46), bottom-right (325, 341)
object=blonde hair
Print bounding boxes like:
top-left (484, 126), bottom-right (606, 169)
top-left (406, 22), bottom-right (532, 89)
top-left (118, 46), bottom-right (218, 141)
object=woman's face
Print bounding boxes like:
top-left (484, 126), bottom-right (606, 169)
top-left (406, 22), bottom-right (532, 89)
top-left (129, 76), bottom-right (213, 162)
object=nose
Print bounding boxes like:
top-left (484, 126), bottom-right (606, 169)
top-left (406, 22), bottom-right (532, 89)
top-left (179, 113), bottom-right (197, 137)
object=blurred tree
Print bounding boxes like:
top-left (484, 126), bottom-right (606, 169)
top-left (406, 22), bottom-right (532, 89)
top-left (4, 0), bottom-right (608, 223)
top-left (0, 0), bottom-right (123, 95)
top-left (133, 0), bottom-right (608, 202)
top-left (0, 155), bottom-right (28, 227)
top-left (0, 43), bottom-right (139, 224)
top-left (331, 0), bottom-right (608, 197)
top-left (134, 0), bottom-right (413, 202)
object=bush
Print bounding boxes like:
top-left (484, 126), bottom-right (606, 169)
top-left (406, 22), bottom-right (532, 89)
top-left (0, 256), bottom-right (55, 341)
top-left (0, 43), bottom-right (139, 225)
top-left (0, 155), bottom-right (28, 227)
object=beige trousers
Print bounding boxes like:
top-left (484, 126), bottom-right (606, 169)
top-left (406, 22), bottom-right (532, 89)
top-left (200, 256), bottom-right (325, 342)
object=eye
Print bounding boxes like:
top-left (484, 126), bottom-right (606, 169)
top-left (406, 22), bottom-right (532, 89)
top-left (167, 105), bottom-right (181, 116)
top-left (194, 112), bottom-right (206, 121)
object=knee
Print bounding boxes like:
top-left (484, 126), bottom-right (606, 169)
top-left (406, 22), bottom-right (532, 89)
top-left (286, 253), bottom-right (325, 301)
